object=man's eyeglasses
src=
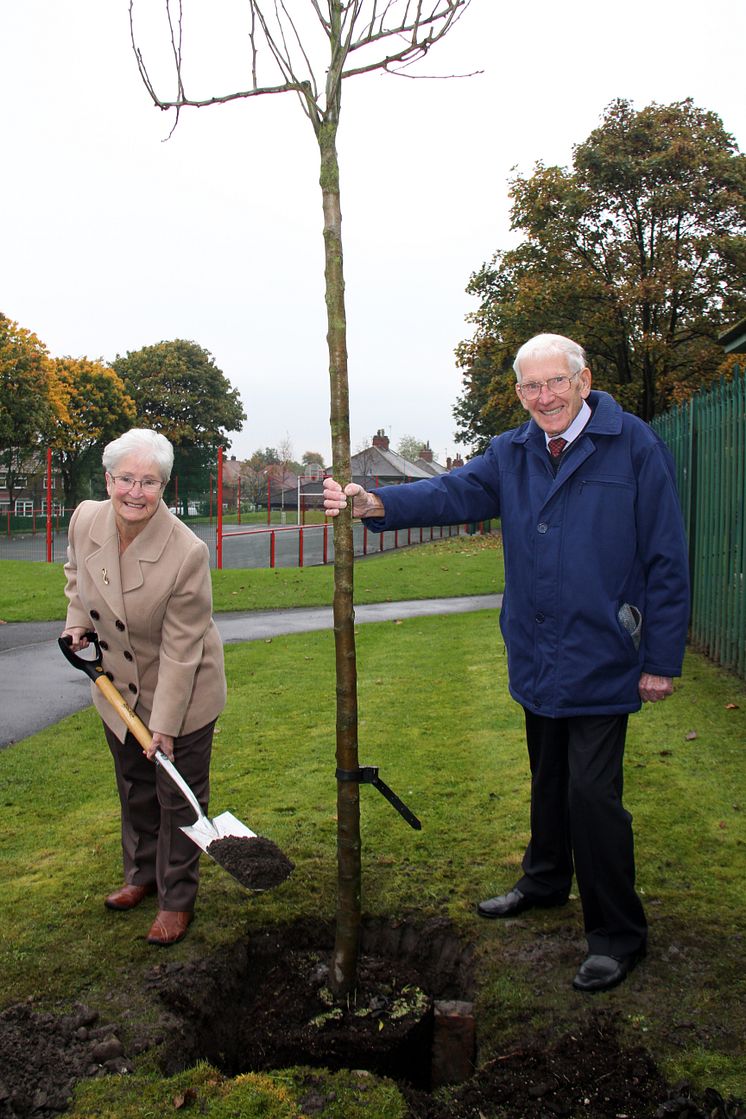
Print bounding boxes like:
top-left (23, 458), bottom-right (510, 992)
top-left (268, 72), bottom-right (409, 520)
top-left (109, 474), bottom-right (164, 494)
top-left (517, 372), bottom-right (580, 401)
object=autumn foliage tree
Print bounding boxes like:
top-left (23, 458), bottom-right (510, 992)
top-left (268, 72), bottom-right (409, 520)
top-left (50, 357), bottom-right (137, 507)
top-left (0, 314), bottom-right (67, 504)
top-left (129, 0), bottom-right (472, 996)
top-left (455, 99), bottom-right (746, 449)
top-left (112, 339), bottom-right (246, 505)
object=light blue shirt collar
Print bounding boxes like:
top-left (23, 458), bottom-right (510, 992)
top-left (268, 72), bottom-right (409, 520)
top-left (544, 399), bottom-right (591, 449)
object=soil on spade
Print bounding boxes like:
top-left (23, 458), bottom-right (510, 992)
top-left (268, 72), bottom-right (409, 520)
top-left (0, 917), bottom-right (743, 1119)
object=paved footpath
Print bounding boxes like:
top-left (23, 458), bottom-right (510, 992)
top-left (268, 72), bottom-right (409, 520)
top-left (0, 595), bottom-right (501, 748)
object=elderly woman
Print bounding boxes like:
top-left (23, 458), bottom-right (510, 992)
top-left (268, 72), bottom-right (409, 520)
top-left (61, 428), bottom-right (226, 946)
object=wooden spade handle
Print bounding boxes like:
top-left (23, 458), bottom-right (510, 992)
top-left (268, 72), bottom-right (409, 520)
top-left (59, 633), bottom-right (206, 823)
top-left (93, 674), bottom-right (152, 752)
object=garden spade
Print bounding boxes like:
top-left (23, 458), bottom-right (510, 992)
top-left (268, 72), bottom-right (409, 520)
top-left (58, 633), bottom-right (293, 891)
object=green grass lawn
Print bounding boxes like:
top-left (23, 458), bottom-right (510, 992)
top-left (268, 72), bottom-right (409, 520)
top-left (1, 541), bottom-right (745, 1111)
top-left (0, 533), bottom-right (503, 622)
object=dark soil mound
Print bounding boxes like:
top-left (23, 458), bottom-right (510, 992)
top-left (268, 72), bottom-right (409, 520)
top-left (404, 1016), bottom-right (722, 1118)
top-left (205, 834), bottom-right (294, 890)
top-left (0, 1001), bottom-right (132, 1118)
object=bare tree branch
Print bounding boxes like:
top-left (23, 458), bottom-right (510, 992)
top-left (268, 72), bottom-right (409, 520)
top-left (130, 0), bottom-right (473, 120)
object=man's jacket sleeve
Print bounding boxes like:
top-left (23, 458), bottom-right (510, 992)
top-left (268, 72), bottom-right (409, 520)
top-left (634, 439), bottom-right (690, 678)
top-left (367, 445), bottom-right (502, 530)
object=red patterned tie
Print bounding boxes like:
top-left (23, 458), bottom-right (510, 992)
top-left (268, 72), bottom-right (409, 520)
top-left (548, 437), bottom-right (567, 459)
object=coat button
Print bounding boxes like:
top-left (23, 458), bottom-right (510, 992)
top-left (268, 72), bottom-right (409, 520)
top-left (537, 523), bottom-right (548, 534)
top-left (90, 609), bottom-right (100, 620)
top-left (115, 620), bottom-right (125, 631)
top-left (128, 683), bottom-right (137, 695)
top-left (99, 640), bottom-right (109, 650)
top-left (535, 612), bottom-right (545, 623)
top-left (123, 650), bottom-right (133, 662)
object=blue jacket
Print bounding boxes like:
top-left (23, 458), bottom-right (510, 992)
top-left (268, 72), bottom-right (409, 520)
top-left (368, 391), bottom-right (690, 717)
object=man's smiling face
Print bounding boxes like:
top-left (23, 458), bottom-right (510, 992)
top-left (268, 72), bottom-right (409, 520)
top-left (515, 352), bottom-right (592, 436)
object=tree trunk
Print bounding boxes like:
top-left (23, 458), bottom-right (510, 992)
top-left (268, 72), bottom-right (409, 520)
top-left (318, 115), bottom-right (362, 997)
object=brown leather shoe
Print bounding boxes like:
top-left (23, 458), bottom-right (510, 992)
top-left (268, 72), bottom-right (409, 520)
top-left (147, 910), bottom-right (193, 947)
top-left (105, 883), bottom-right (157, 911)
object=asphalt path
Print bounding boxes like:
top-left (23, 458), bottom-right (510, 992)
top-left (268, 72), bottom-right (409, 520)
top-left (0, 595), bottom-right (501, 748)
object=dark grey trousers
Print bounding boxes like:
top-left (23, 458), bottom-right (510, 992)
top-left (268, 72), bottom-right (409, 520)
top-left (516, 709), bottom-right (647, 957)
top-left (103, 719), bottom-right (215, 912)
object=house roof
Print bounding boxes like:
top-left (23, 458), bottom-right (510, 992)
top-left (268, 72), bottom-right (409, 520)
top-left (719, 317), bottom-right (746, 354)
top-left (350, 445), bottom-right (432, 482)
top-left (414, 456), bottom-right (448, 476)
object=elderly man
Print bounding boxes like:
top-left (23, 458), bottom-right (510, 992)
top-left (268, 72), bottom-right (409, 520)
top-left (324, 332), bottom-right (690, 993)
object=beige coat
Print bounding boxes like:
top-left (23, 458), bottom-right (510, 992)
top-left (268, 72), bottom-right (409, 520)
top-left (64, 499), bottom-right (226, 742)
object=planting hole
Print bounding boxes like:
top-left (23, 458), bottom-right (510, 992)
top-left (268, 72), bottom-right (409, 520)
top-left (150, 917), bottom-right (476, 1091)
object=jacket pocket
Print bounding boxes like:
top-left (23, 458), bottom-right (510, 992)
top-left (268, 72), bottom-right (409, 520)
top-left (617, 603), bottom-right (642, 651)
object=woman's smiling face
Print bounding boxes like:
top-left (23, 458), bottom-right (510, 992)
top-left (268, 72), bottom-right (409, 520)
top-left (105, 454), bottom-right (165, 536)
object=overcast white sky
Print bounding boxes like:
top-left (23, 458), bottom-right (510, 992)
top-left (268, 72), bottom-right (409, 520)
top-left (2, 2), bottom-right (744, 467)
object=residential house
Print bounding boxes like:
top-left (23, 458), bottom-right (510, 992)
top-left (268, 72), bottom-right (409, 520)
top-left (413, 442), bottom-right (450, 476)
top-left (263, 463), bottom-right (300, 511)
top-left (719, 317), bottom-right (746, 355)
top-left (350, 430), bottom-right (433, 487)
top-left (0, 453), bottom-right (63, 517)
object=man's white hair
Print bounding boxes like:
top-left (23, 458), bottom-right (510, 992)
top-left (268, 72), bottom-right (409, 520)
top-left (102, 428), bottom-right (174, 482)
top-left (513, 333), bottom-right (588, 380)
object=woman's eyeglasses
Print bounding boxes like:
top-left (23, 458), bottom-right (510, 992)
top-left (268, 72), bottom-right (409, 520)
top-left (109, 474), bottom-right (164, 494)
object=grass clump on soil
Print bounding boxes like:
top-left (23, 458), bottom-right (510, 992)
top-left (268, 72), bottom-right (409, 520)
top-left (1, 608), bottom-right (745, 1102)
top-left (0, 533), bottom-right (502, 621)
top-left (69, 1063), bottom-right (406, 1119)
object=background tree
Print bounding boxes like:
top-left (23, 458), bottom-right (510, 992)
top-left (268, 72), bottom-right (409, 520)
top-left (50, 357), bottom-right (137, 507)
top-left (112, 339), bottom-right (246, 508)
top-left (301, 450), bottom-right (326, 471)
top-left (278, 433), bottom-right (302, 475)
top-left (395, 434), bottom-right (429, 463)
top-left (248, 447), bottom-right (280, 470)
top-left (0, 314), bottom-right (66, 505)
top-left (130, 0), bottom-right (472, 996)
top-left (455, 98), bottom-right (746, 448)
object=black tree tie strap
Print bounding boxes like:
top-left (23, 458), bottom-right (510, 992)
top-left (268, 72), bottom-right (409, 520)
top-left (336, 766), bottom-right (422, 830)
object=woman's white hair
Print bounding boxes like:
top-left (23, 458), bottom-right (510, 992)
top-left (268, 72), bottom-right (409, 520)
top-left (513, 333), bottom-right (588, 380)
top-left (102, 428), bottom-right (174, 482)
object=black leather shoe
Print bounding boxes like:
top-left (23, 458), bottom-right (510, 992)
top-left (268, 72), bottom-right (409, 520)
top-left (572, 948), bottom-right (646, 993)
top-left (477, 887), bottom-right (567, 919)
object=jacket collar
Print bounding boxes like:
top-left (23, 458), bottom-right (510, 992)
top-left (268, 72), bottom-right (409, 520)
top-left (508, 391), bottom-right (624, 510)
top-left (86, 501), bottom-right (176, 597)
top-left (88, 499), bottom-right (174, 552)
top-left (510, 389), bottom-right (622, 447)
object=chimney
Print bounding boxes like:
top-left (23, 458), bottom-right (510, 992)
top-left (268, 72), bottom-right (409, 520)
top-left (450, 454), bottom-right (464, 470)
top-left (372, 428), bottom-right (389, 451)
top-left (418, 443), bottom-right (433, 462)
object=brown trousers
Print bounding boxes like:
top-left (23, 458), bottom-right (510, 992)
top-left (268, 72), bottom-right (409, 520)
top-left (103, 720), bottom-right (215, 912)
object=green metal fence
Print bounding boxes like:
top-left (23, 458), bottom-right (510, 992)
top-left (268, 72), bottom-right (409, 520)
top-left (652, 366), bottom-right (746, 680)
